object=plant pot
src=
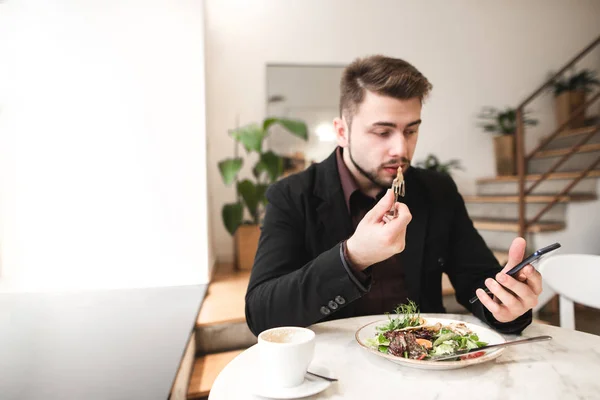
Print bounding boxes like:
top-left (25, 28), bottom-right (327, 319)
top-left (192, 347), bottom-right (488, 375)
top-left (234, 224), bottom-right (261, 271)
top-left (493, 134), bottom-right (515, 176)
top-left (555, 90), bottom-right (586, 129)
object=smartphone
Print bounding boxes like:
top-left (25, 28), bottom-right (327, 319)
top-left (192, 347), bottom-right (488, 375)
top-left (469, 242), bottom-right (561, 304)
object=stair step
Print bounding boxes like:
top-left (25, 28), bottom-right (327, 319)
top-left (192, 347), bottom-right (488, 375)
top-left (477, 170), bottom-right (600, 183)
top-left (473, 219), bottom-right (565, 233)
top-left (528, 151), bottom-right (600, 174)
top-left (196, 263), bottom-right (255, 354)
top-left (188, 349), bottom-right (244, 399)
top-left (556, 125), bottom-right (599, 139)
top-left (466, 201), bottom-right (566, 223)
top-left (544, 126), bottom-right (600, 151)
top-left (533, 143), bottom-right (600, 159)
top-left (464, 194), bottom-right (596, 203)
top-left (197, 263), bottom-right (248, 327)
top-left (196, 320), bottom-right (256, 354)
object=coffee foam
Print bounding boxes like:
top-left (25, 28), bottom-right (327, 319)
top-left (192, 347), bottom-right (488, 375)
top-left (261, 328), bottom-right (299, 343)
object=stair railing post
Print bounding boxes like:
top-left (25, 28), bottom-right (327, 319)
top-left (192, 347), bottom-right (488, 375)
top-left (516, 108), bottom-right (527, 238)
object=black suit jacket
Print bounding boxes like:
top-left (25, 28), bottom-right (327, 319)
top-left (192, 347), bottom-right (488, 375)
top-left (245, 150), bottom-right (531, 336)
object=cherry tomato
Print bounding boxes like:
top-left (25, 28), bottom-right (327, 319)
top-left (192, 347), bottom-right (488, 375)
top-left (460, 351), bottom-right (485, 360)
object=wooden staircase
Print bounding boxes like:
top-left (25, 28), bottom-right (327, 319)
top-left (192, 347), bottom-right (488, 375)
top-left (467, 34), bottom-right (600, 262)
top-left (187, 263), bottom-right (256, 399)
top-left (467, 124), bottom-right (600, 255)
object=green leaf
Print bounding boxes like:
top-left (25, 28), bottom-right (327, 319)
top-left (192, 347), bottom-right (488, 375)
top-left (238, 180), bottom-right (261, 222)
top-left (260, 151), bottom-right (284, 182)
top-left (256, 183), bottom-right (268, 206)
top-left (222, 203), bottom-right (243, 236)
top-left (377, 333), bottom-right (390, 345)
top-left (378, 345), bottom-right (389, 354)
top-left (253, 161), bottom-right (268, 180)
top-left (230, 124), bottom-right (265, 153)
top-left (263, 117), bottom-right (309, 141)
top-left (218, 158), bottom-right (243, 185)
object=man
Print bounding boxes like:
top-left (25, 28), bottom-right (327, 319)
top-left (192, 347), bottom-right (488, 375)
top-left (245, 55), bottom-right (541, 336)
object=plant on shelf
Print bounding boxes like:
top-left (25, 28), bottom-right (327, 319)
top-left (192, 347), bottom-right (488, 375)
top-left (477, 107), bottom-right (538, 135)
top-left (477, 106), bottom-right (538, 176)
top-left (548, 69), bottom-right (600, 129)
top-left (218, 117), bottom-right (308, 270)
top-left (415, 154), bottom-right (464, 176)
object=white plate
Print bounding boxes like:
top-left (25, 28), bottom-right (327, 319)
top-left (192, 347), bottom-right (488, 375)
top-left (355, 317), bottom-right (506, 370)
top-left (250, 365), bottom-right (334, 399)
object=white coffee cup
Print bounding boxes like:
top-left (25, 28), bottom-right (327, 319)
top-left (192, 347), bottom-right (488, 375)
top-left (257, 326), bottom-right (316, 389)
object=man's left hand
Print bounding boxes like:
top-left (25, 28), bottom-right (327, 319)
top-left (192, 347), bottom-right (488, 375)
top-left (476, 237), bottom-right (542, 323)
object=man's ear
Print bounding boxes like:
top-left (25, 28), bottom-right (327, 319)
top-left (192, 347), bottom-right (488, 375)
top-left (333, 117), bottom-right (349, 147)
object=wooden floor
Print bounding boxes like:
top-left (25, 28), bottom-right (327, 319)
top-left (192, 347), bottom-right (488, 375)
top-left (188, 263), bottom-right (251, 399)
top-left (187, 349), bottom-right (244, 399)
top-left (196, 263), bottom-right (249, 327)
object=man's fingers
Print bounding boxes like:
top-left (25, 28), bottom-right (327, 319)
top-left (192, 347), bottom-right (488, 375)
top-left (496, 273), bottom-right (534, 304)
top-left (520, 265), bottom-right (543, 295)
top-left (501, 237), bottom-right (527, 273)
top-left (366, 189), bottom-right (395, 222)
top-left (382, 203), bottom-right (412, 231)
top-left (485, 278), bottom-right (522, 310)
top-left (476, 288), bottom-right (502, 314)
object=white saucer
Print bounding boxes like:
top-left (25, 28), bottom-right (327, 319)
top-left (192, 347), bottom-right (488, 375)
top-left (250, 366), bottom-right (334, 399)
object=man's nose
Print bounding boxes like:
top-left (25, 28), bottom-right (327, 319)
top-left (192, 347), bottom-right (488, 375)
top-left (388, 133), bottom-right (408, 159)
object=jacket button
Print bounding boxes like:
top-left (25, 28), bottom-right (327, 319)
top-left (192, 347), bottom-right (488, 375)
top-left (335, 296), bottom-right (346, 305)
top-left (438, 257), bottom-right (445, 266)
top-left (320, 306), bottom-right (331, 315)
top-left (328, 300), bottom-right (338, 310)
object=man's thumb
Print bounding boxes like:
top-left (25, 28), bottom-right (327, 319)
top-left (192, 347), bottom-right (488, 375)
top-left (366, 189), bottom-right (395, 222)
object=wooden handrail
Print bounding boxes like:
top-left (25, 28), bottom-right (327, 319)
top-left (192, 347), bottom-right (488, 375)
top-left (528, 157), bottom-right (600, 226)
top-left (518, 35), bottom-right (600, 109)
top-left (526, 92), bottom-right (600, 161)
top-left (525, 128), bottom-right (599, 195)
top-left (514, 34), bottom-right (600, 237)
top-left (515, 109), bottom-right (527, 238)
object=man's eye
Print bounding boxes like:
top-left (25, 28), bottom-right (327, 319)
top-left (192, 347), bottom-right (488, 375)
top-left (374, 131), bottom-right (391, 137)
top-left (405, 130), bottom-right (417, 135)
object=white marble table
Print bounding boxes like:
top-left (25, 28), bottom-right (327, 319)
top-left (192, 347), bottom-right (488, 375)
top-left (0, 285), bottom-right (207, 400)
top-left (209, 313), bottom-right (600, 400)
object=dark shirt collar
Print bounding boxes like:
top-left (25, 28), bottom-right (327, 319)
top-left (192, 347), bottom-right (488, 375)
top-left (335, 147), bottom-right (387, 212)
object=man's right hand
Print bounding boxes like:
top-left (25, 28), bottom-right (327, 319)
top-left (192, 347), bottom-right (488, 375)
top-left (345, 189), bottom-right (412, 271)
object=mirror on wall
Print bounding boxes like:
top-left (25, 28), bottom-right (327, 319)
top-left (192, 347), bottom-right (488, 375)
top-left (266, 64), bottom-right (346, 174)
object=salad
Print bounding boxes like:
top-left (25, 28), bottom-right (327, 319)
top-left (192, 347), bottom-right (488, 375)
top-left (365, 301), bottom-right (488, 361)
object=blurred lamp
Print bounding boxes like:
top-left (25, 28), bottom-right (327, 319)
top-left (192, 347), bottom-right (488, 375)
top-left (315, 122), bottom-right (336, 142)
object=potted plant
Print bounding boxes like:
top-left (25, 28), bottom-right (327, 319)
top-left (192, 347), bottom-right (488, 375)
top-left (477, 107), bottom-right (538, 176)
top-left (549, 69), bottom-right (600, 129)
top-left (218, 117), bottom-right (308, 270)
top-left (415, 154), bottom-right (464, 176)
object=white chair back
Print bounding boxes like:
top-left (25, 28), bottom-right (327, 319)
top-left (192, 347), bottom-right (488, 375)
top-left (538, 254), bottom-right (600, 330)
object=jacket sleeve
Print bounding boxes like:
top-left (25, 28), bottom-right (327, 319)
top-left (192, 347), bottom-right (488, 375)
top-left (245, 183), bottom-right (370, 336)
top-left (443, 176), bottom-right (532, 334)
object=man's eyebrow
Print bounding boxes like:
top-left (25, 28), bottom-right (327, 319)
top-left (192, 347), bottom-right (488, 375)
top-left (371, 121), bottom-right (397, 128)
top-left (370, 119), bottom-right (422, 129)
top-left (406, 119), bottom-right (422, 128)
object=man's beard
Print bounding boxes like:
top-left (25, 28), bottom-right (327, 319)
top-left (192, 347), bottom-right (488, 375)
top-left (347, 135), bottom-right (411, 190)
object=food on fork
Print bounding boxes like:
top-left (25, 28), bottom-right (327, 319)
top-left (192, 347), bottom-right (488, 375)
top-left (387, 166), bottom-right (405, 219)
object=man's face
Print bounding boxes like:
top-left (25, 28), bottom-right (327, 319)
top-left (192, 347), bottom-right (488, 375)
top-left (334, 90), bottom-right (422, 189)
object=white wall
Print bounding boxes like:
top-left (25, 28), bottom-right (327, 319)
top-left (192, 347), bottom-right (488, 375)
top-left (0, 0), bottom-right (213, 292)
top-left (205, 0), bottom-right (600, 263)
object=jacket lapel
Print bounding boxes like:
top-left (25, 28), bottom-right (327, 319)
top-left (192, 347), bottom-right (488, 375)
top-left (398, 168), bottom-right (429, 304)
top-left (313, 151), bottom-right (354, 250)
